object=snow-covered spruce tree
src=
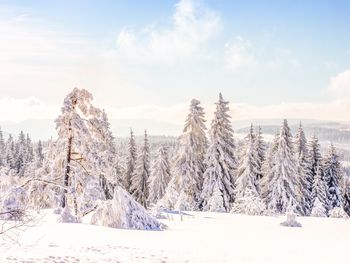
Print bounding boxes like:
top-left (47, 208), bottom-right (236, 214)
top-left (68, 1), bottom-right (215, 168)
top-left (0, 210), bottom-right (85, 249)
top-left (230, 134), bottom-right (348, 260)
top-left (201, 93), bottom-right (236, 212)
top-left (294, 123), bottom-right (313, 216)
top-left (343, 177), bottom-right (350, 216)
top-left (5, 134), bottom-right (16, 170)
top-left (52, 88), bottom-right (118, 218)
top-left (168, 98), bottom-right (208, 211)
top-left (263, 120), bottom-right (301, 214)
top-left (35, 140), bottom-right (45, 168)
top-left (254, 126), bottom-right (266, 180)
top-left (131, 130), bottom-right (151, 208)
top-left (261, 130), bottom-right (279, 194)
top-left (323, 144), bottom-right (342, 210)
top-left (310, 197), bottom-right (327, 217)
top-left (0, 127), bottom-right (5, 167)
top-left (148, 145), bottom-right (171, 205)
top-left (231, 125), bottom-right (265, 215)
top-left (14, 131), bottom-right (27, 176)
top-left (124, 129), bottom-right (137, 193)
top-left (309, 135), bottom-right (329, 212)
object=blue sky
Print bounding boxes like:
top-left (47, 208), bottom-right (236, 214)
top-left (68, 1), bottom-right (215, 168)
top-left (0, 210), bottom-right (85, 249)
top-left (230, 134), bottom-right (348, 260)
top-left (0, 0), bottom-right (350, 127)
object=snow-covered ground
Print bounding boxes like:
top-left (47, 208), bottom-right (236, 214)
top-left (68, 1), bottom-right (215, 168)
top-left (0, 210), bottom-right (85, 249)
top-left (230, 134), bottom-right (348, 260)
top-left (1, 210), bottom-right (350, 263)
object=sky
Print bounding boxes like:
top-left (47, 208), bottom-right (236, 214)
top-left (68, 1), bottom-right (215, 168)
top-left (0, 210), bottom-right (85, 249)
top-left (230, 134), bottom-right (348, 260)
top-left (0, 0), bottom-right (350, 136)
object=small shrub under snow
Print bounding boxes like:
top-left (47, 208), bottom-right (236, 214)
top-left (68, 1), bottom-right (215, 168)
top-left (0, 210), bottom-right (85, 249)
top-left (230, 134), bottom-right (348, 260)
top-left (0, 187), bottom-right (28, 221)
top-left (91, 186), bottom-right (164, 230)
top-left (328, 207), bottom-right (349, 219)
top-left (57, 206), bottom-right (81, 223)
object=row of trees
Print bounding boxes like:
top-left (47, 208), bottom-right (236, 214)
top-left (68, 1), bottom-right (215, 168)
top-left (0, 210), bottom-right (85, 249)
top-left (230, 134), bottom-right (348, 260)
top-left (121, 93), bottom-right (350, 217)
top-left (0, 128), bottom-right (44, 176)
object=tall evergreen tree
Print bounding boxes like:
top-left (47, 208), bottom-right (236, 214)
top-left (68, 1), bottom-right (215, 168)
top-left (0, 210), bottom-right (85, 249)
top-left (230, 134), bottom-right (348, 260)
top-left (343, 177), bottom-right (350, 216)
top-left (124, 129), bottom-right (137, 193)
top-left (172, 99), bottom-right (208, 210)
top-left (14, 131), bottom-right (27, 176)
top-left (323, 144), bottom-right (342, 210)
top-left (131, 130), bottom-right (151, 208)
top-left (263, 120), bottom-right (300, 214)
top-left (148, 145), bottom-right (171, 204)
top-left (36, 140), bottom-right (45, 167)
top-left (294, 123), bottom-right (312, 215)
top-left (254, 126), bottom-right (266, 180)
top-left (0, 127), bottom-right (5, 166)
top-left (309, 135), bottom-right (328, 211)
top-left (232, 125), bottom-right (265, 215)
top-left (5, 134), bottom-right (15, 170)
top-left (201, 93), bottom-right (237, 212)
top-left (26, 134), bottom-right (35, 164)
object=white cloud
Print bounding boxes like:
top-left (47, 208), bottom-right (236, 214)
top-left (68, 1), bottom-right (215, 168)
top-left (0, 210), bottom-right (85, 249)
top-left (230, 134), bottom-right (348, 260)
top-left (116, 0), bottom-right (220, 64)
top-left (0, 97), bottom-right (59, 122)
top-left (224, 36), bottom-right (256, 69)
top-left (329, 70), bottom-right (350, 98)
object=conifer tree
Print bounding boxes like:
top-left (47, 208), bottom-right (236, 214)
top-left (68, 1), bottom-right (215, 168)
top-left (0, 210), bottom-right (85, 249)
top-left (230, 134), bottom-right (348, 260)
top-left (172, 99), bottom-right (208, 210)
top-left (343, 177), bottom-right (350, 216)
top-left (36, 140), bottom-right (45, 168)
top-left (232, 125), bottom-right (265, 215)
top-left (263, 120), bottom-right (300, 214)
top-left (124, 129), bottom-right (137, 193)
top-left (131, 130), bottom-right (151, 208)
top-left (323, 144), bottom-right (342, 210)
top-left (201, 93), bottom-right (236, 212)
top-left (294, 123), bottom-right (312, 215)
top-left (254, 126), bottom-right (266, 180)
top-left (5, 134), bottom-right (15, 170)
top-left (0, 127), bottom-right (5, 167)
top-left (148, 145), bottom-right (171, 204)
top-left (14, 131), bottom-right (27, 176)
top-left (309, 135), bottom-right (329, 211)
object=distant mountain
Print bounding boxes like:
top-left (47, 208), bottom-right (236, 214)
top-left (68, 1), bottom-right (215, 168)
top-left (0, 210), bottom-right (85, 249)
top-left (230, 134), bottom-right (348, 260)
top-left (1, 117), bottom-right (349, 142)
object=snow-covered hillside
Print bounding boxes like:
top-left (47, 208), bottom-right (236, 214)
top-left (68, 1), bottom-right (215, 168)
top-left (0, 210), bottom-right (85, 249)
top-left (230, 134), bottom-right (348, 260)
top-left (1, 210), bottom-right (349, 263)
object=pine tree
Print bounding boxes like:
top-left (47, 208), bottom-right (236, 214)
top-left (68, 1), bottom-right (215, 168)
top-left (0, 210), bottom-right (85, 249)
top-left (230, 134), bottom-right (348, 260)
top-left (124, 129), bottom-right (137, 193)
top-left (343, 177), bottom-right (350, 216)
top-left (323, 144), bottom-right (342, 210)
top-left (309, 135), bottom-right (328, 211)
top-left (254, 126), bottom-right (266, 180)
top-left (263, 120), bottom-right (300, 214)
top-left (131, 130), bottom-right (151, 208)
top-left (0, 127), bottom-right (5, 166)
top-left (231, 125), bottom-right (265, 215)
top-left (148, 145), bottom-right (171, 205)
top-left (14, 131), bottom-right (27, 176)
top-left (172, 98), bottom-right (208, 210)
top-left (36, 140), bottom-right (45, 167)
top-left (201, 93), bottom-right (236, 212)
top-left (5, 134), bottom-right (16, 170)
top-left (294, 123), bottom-right (312, 215)
top-left (25, 134), bottom-right (34, 164)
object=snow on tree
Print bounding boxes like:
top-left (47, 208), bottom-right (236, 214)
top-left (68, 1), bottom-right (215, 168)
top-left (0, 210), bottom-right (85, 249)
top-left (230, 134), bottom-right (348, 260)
top-left (25, 134), bottom-right (34, 164)
top-left (263, 120), bottom-right (301, 214)
top-left (5, 134), bottom-right (16, 170)
top-left (169, 98), bottom-right (208, 211)
top-left (91, 186), bottom-right (163, 230)
top-left (231, 125), bottom-right (265, 215)
top-left (280, 202), bottom-right (302, 227)
top-left (0, 187), bottom-right (29, 221)
top-left (51, 88), bottom-right (119, 217)
top-left (0, 127), bottom-right (5, 167)
top-left (343, 177), bottom-right (350, 217)
top-left (328, 206), bottom-right (349, 219)
top-left (323, 144), bottom-right (342, 210)
top-left (309, 135), bottom-right (329, 211)
top-left (261, 130), bottom-right (279, 194)
top-left (294, 123), bottom-right (313, 216)
top-left (254, 126), bottom-right (266, 180)
top-left (14, 131), bottom-right (27, 176)
top-left (124, 129), bottom-right (137, 193)
top-left (201, 93), bottom-right (236, 212)
top-left (35, 140), bottom-right (45, 168)
top-left (131, 130), bottom-right (151, 208)
top-left (148, 145), bottom-right (171, 205)
top-left (310, 197), bottom-right (327, 217)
